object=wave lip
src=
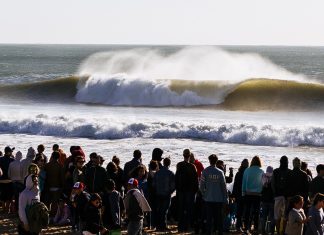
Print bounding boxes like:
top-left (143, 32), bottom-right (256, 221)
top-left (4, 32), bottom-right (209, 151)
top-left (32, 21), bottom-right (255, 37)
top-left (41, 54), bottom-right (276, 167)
top-left (1, 114), bottom-right (324, 147)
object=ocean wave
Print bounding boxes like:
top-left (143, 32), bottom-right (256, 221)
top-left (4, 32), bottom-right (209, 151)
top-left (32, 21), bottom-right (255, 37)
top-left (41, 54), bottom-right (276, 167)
top-left (0, 114), bottom-right (324, 147)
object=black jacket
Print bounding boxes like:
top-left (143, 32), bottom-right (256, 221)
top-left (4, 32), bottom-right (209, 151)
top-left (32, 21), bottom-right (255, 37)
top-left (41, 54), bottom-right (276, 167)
top-left (175, 161), bottom-right (198, 193)
top-left (83, 203), bottom-right (103, 234)
top-left (309, 175), bottom-right (324, 198)
top-left (286, 168), bottom-right (309, 201)
top-left (271, 167), bottom-right (291, 198)
top-left (84, 165), bottom-right (108, 194)
top-left (232, 167), bottom-right (247, 199)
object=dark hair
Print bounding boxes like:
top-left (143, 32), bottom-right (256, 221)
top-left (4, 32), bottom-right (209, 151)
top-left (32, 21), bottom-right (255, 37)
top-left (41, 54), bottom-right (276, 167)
top-left (133, 150), bottom-right (142, 159)
top-left (33, 154), bottom-right (45, 164)
top-left (90, 193), bottom-right (102, 202)
top-left (313, 193), bottom-right (324, 206)
top-left (239, 159), bottom-right (249, 171)
top-left (131, 164), bottom-right (148, 179)
top-left (208, 154), bottom-right (218, 165)
top-left (280, 155), bottom-right (288, 169)
top-left (37, 144), bottom-right (45, 152)
top-left (163, 157), bottom-right (171, 167)
top-left (107, 179), bottom-right (116, 191)
top-left (51, 151), bottom-right (60, 160)
top-left (316, 164), bottom-right (324, 174)
top-left (149, 160), bottom-right (159, 171)
top-left (152, 148), bottom-right (163, 161)
top-left (251, 156), bottom-right (262, 167)
top-left (301, 161), bottom-right (308, 171)
top-left (183, 149), bottom-right (191, 159)
top-left (52, 144), bottom-right (59, 150)
top-left (112, 156), bottom-right (120, 166)
top-left (286, 195), bottom-right (303, 216)
top-left (90, 152), bottom-right (98, 159)
top-left (106, 161), bottom-right (118, 173)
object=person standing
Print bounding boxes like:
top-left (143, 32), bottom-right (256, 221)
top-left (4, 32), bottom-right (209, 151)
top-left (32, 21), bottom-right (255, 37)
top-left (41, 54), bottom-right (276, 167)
top-left (175, 149), bottom-right (199, 232)
top-left (124, 178), bottom-right (151, 235)
top-left (200, 154), bottom-right (228, 235)
top-left (18, 174), bottom-right (40, 235)
top-left (153, 157), bottom-right (175, 231)
top-left (123, 150), bottom-right (142, 186)
top-left (271, 155), bottom-right (291, 235)
top-left (0, 146), bottom-right (15, 213)
top-left (242, 155), bottom-right (264, 234)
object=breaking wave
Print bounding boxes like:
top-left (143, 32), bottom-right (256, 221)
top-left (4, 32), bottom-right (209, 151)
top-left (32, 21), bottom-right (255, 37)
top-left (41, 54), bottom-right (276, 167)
top-left (0, 114), bottom-right (323, 147)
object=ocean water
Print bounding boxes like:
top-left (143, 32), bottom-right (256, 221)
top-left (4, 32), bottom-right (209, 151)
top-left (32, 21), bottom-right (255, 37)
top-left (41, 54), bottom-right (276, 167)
top-left (0, 44), bottom-right (323, 172)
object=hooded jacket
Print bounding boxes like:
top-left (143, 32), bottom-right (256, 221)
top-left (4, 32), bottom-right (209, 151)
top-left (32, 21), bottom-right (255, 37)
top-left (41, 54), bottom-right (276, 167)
top-left (19, 175), bottom-right (40, 225)
top-left (21, 147), bottom-right (36, 178)
top-left (8, 151), bottom-right (23, 183)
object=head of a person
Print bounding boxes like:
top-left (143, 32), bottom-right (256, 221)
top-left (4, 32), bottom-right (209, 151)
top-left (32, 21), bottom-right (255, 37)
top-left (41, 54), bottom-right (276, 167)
top-left (52, 144), bottom-right (59, 152)
top-left (127, 178), bottom-right (138, 191)
top-left (75, 156), bottom-right (85, 169)
top-left (89, 152), bottom-right (100, 166)
top-left (208, 154), bottom-right (218, 166)
top-left (301, 161), bottom-right (308, 171)
top-left (163, 157), bottom-right (171, 168)
top-left (106, 161), bottom-right (118, 174)
top-left (90, 193), bottom-right (102, 208)
top-left (251, 156), bottom-right (262, 168)
top-left (316, 164), bottom-right (324, 177)
top-left (4, 146), bottom-right (14, 156)
top-left (266, 166), bottom-right (273, 176)
top-left (98, 155), bottom-right (105, 166)
top-left (290, 195), bottom-right (304, 210)
top-left (183, 149), bottom-right (191, 161)
top-left (240, 158), bottom-right (249, 170)
top-left (216, 160), bottom-right (225, 170)
top-left (33, 154), bottom-right (45, 168)
top-left (27, 147), bottom-right (36, 159)
top-left (72, 181), bottom-right (85, 195)
top-left (133, 150), bottom-right (142, 160)
top-left (106, 179), bottom-right (116, 192)
top-left (37, 144), bottom-right (45, 153)
top-left (152, 148), bottom-right (163, 162)
top-left (28, 163), bottom-right (40, 175)
top-left (313, 193), bottom-right (324, 208)
top-left (149, 160), bottom-right (159, 171)
top-left (25, 174), bottom-right (38, 190)
top-left (292, 157), bottom-right (301, 169)
top-left (51, 151), bottom-right (60, 162)
top-left (112, 156), bottom-right (120, 166)
top-left (189, 153), bottom-right (195, 164)
top-left (132, 164), bottom-right (148, 179)
top-left (15, 151), bottom-right (23, 161)
top-left (280, 155), bottom-right (289, 169)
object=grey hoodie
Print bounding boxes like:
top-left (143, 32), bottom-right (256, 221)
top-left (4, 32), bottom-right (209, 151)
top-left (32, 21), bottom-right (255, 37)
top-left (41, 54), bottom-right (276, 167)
top-left (8, 151), bottom-right (23, 183)
top-left (21, 147), bottom-right (36, 178)
top-left (18, 175), bottom-right (40, 225)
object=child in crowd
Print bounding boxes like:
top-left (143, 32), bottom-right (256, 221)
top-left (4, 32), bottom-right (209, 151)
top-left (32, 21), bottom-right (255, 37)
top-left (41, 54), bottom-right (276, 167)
top-left (82, 193), bottom-right (107, 235)
top-left (285, 195), bottom-right (309, 235)
top-left (306, 193), bottom-right (324, 235)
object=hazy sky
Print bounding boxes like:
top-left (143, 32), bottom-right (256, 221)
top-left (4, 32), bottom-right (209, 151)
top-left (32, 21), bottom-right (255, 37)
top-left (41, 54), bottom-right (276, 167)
top-left (1, 0), bottom-right (323, 45)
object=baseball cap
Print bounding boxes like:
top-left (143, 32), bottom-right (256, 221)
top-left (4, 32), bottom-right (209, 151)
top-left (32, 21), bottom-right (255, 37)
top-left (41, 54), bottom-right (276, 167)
top-left (127, 178), bottom-right (138, 187)
top-left (4, 146), bottom-right (15, 153)
top-left (73, 182), bottom-right (85, 190)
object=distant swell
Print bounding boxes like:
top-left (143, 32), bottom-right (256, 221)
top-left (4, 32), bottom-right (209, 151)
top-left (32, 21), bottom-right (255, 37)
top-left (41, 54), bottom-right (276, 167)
top-left (0, 114), bottom-right (323, 147)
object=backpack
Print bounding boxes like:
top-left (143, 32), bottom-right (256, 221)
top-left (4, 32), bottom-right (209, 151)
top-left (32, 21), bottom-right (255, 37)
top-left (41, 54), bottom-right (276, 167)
top-left (27, 201), bottom-right (49, 233)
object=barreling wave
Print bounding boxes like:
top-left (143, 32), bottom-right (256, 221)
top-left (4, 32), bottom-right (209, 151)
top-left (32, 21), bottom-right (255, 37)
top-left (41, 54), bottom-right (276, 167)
top-left (1, 75), bottom-right (324, 110)
top-left (0, 76), bottom-right (79, 102)
top-left (0, 114), bottom-right (323, 147)
top-left (1, 46), bottom-right (324, 110)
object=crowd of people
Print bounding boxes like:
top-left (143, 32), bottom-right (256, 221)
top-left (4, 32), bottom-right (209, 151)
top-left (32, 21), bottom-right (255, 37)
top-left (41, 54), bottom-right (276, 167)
top-left (0, 144), bottom-right (323, 235)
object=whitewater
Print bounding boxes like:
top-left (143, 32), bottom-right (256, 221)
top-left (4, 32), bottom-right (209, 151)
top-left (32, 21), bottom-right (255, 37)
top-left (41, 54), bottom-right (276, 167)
top-left (0, 45), bottom-right (323, 171)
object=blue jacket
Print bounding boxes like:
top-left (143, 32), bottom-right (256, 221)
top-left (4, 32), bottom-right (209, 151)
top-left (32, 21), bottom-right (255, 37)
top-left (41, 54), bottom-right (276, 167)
top-left (242, 166), bottom-right (264, 196)
top-left (200, 165), bottom-right (228, 203)
top-left (153, 166), bottom-right (175, 196)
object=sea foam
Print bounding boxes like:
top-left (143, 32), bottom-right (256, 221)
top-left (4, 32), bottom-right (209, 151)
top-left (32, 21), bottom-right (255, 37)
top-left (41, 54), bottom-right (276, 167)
top-left (0, 114), bottom-right (323, 147)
